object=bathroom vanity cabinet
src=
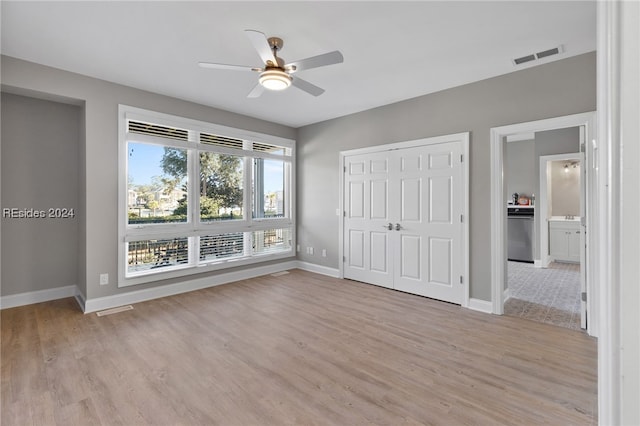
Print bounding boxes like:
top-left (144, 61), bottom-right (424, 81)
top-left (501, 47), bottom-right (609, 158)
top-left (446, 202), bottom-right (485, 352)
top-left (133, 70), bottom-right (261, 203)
top-left (549, 219), bottom-right (581, 263)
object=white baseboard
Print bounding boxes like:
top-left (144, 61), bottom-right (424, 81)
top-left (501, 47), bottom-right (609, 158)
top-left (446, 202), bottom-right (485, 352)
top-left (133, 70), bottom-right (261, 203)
top-left (74, 291), bottom-right (87, 312)
top-left (0, 285), bottom-right (78, 310)
top-left (5, 261), bottom-right (485, 316)
top-left (0, 260), bottom-right (336, 313)
top-left (83, 260), bottom-right (299, 313)
top-left (467, 298), bottom-right (493, 314)
top-left (295, 261), bottom-right (340, 278)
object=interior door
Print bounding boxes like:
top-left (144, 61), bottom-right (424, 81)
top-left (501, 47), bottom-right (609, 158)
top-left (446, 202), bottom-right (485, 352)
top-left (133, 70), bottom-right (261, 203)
top-left (392, 142), bottom-right (463, 304)
top-left (343, 139), bottom-right (464, 305)
top-left (343, 151), bottom-right (394, 288)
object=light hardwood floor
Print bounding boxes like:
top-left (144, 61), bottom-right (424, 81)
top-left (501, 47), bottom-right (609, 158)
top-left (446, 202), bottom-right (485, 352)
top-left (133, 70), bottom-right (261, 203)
top-left (1, 269), bottom-right (597, 425)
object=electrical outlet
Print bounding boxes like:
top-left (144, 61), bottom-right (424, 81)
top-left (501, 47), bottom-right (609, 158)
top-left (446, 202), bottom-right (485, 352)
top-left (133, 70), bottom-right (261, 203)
top-left (322, 249), bottom-right (327, 257)
top-left (307, 247), bottom-right (314, 255)
top-left (99, 273), bottom-right (109, 285)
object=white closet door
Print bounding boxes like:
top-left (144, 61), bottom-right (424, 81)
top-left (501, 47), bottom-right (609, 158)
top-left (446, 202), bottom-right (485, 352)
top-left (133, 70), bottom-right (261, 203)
top-left (342, 135), bottom-right (465, 305)
top-left (392, 142), bottom-right (463, 304)
top-left (343, 151), bottom-right (394, 288)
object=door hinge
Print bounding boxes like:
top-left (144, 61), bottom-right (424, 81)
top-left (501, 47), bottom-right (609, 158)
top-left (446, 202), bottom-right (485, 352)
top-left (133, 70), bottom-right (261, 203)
top-left (581, 292), bottom-right (587, 302)
top-left (459, 276), bottom-right (463, 284)
top-left (460, 214), bottom-right (464, 223)
top-left (344, 166), bottom-right (346, 172)
top-left (343, 211), bottom-right (346, 217)
top-left (460, 154), bottom-right (464, 162)
top-left (343, 256), bottom-right (346, 262)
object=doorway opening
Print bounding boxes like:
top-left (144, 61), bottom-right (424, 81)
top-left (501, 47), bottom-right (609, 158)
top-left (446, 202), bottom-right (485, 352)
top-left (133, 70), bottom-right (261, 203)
top-left (490, 112), bottom-right (598, 336)
top-left (504, 145), bottom-right (584, 330)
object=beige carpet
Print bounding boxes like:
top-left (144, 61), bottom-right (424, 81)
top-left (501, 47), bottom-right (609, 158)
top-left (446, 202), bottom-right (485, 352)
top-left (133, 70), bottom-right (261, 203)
top-left (504, 261), bottom-right (582, 330)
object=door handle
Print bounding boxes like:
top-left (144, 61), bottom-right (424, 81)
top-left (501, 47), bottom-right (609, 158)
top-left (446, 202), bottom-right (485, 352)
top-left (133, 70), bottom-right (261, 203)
top-left (383, 223), bottom-right (393, 230)
top-left (395, 223), bottom-right (402, 231)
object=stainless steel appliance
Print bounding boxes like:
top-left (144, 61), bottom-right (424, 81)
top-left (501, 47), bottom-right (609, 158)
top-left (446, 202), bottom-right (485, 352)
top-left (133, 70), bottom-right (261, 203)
top-left (508, 206), bottom-right (534, 263)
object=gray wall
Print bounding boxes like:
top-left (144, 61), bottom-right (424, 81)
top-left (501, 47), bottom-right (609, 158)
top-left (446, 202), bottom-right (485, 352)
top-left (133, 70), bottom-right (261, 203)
top-left (533, 126), bottom-right (581, 202)
top-left (550, 160), bottom-right (581, 217)
top-left (1, 93), bottom-right (80, 296)
top-left (1, 52), bottom-right (595, 304)
top-left (297, 52), bottom-right (596, 301)
top-left (506, 140), bottom-right (535, 201)
top-left (532, 126), bottom-right (580, 259)
top-left (1, 55), bottom-right (296, 302)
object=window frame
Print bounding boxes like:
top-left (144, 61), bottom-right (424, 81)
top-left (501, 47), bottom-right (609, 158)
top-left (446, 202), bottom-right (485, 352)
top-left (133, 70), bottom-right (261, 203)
top-left (118, 105), bottom-right (295, 287)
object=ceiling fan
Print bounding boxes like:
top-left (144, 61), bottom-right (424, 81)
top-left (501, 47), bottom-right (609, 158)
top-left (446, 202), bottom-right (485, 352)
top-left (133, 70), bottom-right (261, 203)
top-left (199, 30), bottom-right (343, 98)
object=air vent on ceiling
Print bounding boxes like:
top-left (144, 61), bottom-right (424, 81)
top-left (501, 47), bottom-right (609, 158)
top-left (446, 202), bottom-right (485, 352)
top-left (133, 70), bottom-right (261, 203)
top-left (514, 54), bottom-right (536, 65)
top-left (128, 120), bottom-right (189, 141)
top-left (512, 45), bottom-right (564, 66)
top-left (536, 47), bottom-right (561, 59)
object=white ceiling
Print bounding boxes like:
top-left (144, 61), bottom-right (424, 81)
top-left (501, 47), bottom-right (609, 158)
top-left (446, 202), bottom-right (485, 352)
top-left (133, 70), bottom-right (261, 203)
top-left (1, 1), bottom-right (596, 128)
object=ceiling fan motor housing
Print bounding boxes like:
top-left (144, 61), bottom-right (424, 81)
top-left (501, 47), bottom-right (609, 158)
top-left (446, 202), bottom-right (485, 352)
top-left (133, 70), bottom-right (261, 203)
top-left (267, 37), bottom-right (284, 52)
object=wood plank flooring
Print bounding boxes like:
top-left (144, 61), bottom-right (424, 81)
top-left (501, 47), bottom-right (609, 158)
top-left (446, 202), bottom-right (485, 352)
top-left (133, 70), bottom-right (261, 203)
top-left (1, 269), bottom-right (597, 425)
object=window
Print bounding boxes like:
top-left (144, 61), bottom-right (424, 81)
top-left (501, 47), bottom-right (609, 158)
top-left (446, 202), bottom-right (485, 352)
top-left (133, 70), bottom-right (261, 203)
top-left (119, 106), bottom-right (295, 286)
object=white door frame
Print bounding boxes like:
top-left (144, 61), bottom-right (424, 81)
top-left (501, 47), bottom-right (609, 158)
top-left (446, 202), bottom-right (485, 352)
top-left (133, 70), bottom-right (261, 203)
top-left (338, 132), bottom-right (470, 308)
top-left (489, 112), bottom-right (597, 335)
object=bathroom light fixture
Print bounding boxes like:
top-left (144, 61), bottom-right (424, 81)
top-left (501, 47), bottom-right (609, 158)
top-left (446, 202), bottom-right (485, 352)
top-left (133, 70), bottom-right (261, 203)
top-left (259, 69), bottom-right (292, 91)
top-left (564, 161), bottom-right (579, 173)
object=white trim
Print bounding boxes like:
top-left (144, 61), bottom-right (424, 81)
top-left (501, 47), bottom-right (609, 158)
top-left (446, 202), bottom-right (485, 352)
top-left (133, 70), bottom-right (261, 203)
top-left (467, 298), bottom-right (493, 314)
top-left (596, 1), bottom-right (621, 424)
top-left (338, 153), bottom-right (345, 280)
top-left (490, 112), bottom-right (597, 327)
top-left (123, 105), bottom-right (295, 148)
top-left (0, 261), bottom-right (335, 313)
top-left (84, 260), bottom-right (299, 313)
top-left (0, 285), bottom-right (79, 310)
top-left (117, 105), bottom-right (297, 287)
top-left (295, 261), bottom-right (340, 278)
top-left (490, 129), bottom-right (506, 315)
top-left (506, 132), bottom-right (535, 143)
top-left (75, 291), bottom-right (87, 312)
top-left (338, 132), bottom-right (470, 307)
top-left (4, 260), bottom-right (495, 319)
top-left (461, 134), bottom-right (470, 309)
top-left (339, 132), bottom-right (469, 157)
top-left (503, 287), bottom-right (511, 303)
top-left (538, 153), bottom-right (581, 269)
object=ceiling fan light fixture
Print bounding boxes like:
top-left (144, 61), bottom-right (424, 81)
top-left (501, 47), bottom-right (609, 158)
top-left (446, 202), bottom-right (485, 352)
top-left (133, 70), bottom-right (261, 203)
top-left (259, 69), bottom-right (291, 91)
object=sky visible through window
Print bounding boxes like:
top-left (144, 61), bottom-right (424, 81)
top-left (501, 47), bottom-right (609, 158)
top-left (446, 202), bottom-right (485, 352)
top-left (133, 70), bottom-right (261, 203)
top-left (128, 143), bottom-right (283, 193)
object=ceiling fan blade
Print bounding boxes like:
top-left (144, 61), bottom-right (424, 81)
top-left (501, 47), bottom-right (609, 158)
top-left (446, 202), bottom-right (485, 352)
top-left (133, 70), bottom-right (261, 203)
top-left (286, 51), bottom-right (343, 73)
top-left (247, 84), bottom-right (265, 98)
top-left (291, 77), bottom-right (325, 97)
top-left (245, 29), bottom-right (277, 66)
top-left (198, 62), bottom-right (260, 72)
